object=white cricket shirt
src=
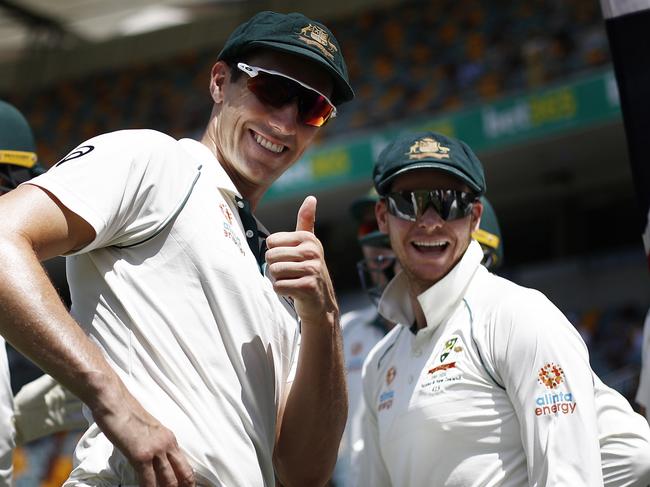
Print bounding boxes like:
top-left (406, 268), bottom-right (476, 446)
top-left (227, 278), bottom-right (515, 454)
top-left (27, 129), bottom-right (300, 487)
top-left (359, 241), bottom-right (604, 486)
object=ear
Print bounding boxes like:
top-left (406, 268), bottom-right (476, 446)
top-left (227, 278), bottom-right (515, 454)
top-left (470, 199), bottom-right (483, 233)
top-left (375, 198), bottom-right (389, 233)
top-left (209, 60), bottom-right (230, 104)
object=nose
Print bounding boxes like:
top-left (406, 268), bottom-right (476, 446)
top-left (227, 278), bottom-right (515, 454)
top-left (417, 205), bottom-right (444, 229)
top-left (268, 99), bottom-right (299, 135)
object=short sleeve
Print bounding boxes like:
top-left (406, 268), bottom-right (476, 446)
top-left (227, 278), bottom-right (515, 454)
top-left (25, 129), bottom-right (201, 253)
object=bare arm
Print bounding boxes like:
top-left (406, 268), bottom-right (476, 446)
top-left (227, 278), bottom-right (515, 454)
top-left (0, 185), bottom-right (194, 486)
top-left (266, 196), bottom-right (347, 487)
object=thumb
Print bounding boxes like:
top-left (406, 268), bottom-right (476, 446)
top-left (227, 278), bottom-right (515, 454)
top-left (296, 195), bottom-right (317, 233)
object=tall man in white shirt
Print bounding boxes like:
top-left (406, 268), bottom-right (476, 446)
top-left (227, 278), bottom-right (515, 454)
top-left (0, 11), bottom-right (354, 487)
top-left (358, 131), bottom-right (650, 486)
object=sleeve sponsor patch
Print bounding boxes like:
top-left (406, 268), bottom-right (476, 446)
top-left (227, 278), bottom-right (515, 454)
top-left (534, 362), bottom-right (577, 416)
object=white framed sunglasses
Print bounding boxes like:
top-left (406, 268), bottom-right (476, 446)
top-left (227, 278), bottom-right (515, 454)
top-left (237, 62), bottom-right (337, 127)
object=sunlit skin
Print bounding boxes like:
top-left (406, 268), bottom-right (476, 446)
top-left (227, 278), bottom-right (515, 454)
top-left (201, 49), bottom-right (334, 209)
top-left (376, 169), bottom-right (483, 310)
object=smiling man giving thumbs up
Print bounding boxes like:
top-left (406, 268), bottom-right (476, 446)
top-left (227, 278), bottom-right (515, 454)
top-left (265, 195), bottom-right (347, 485)
top-left (0, 12), bottom-right (353, 487)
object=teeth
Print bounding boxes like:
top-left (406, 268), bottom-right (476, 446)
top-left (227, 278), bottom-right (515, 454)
top-left (254, 133), bottom-right (284, 153)
top-left (414, 241), bottom-right (446, 248)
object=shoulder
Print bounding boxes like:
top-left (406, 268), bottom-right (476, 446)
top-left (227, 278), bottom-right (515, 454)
top-left (464, 268), bottom-right (578, 355)
top-left (53, 129), bottom-right (182, 171)
top-left (466, 267), bottom-right (557, 321)
top-left (77, 129), bottom-right (176, 151)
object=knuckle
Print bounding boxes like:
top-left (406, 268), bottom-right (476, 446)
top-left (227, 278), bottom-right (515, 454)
top-left (179, 470), bottom-right (195, 486)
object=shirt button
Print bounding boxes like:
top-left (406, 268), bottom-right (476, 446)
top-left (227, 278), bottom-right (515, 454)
top-left (413, 349), bottom-right (422, 357)
top-left (237, 201), bottom-right (245, 208)
top-left (408, 375), bottom-right (414, 384)
top-left (245, 230), bottom-right (254, 238)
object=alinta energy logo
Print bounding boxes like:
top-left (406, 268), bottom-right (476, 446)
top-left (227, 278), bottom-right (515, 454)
top-left (534, 362), bottom-right (577, 417)
top-left (537, 362), bottom-right (564, 389)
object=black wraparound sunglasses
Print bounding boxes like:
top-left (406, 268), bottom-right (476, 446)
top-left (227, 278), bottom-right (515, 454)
top-left (385, 189), bottom-right (477, 222)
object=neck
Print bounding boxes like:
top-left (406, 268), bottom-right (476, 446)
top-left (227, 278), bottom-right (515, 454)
top-left (200, 120), bottom-right (266, 210)
top-left (410, 293), bottom-right (427, 330)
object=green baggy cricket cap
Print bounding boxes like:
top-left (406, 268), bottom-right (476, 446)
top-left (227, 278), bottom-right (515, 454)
top-left (218, 11), bottom-right (354, 105)
top-left (0, 100), bottom-right (38, 169)
top-left (373, 131), bottom-right (486, 196)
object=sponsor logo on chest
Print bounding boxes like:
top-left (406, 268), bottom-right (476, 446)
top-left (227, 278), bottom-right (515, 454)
top-left (220, 202), bottom-right (245, 255)
top-left (377, 366), bottom-right (397, 411)
top-left (419, 335), bottom-right (464, 395)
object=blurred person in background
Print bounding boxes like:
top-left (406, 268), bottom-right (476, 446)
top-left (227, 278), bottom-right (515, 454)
top-left (358, 131), bottom-right (650, 486)
top-left (0, 10), bottom-right (354, 487)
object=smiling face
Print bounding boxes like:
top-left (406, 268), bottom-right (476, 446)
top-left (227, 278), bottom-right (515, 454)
top-left (205, 49), bottom-right (334, 205)
top-left (376, 169), bottom-right (482, 295)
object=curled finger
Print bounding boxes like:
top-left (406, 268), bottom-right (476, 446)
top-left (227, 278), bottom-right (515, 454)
top-left (167, 449), bottom-right (196, 487)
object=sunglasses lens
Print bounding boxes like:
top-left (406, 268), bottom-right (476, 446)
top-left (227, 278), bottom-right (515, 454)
top-left (246, 71), bottom-right (334, 127)
top-left (439, 190), bottom-right (465, 220)
top-left (247, 74), bottom-right (294, 108)
top-left (387, 190), bottom-right (475, 221)
top-left (299, 93), bottom-right (334, 127)
top-left (387, 192), bottom-right (418, 221)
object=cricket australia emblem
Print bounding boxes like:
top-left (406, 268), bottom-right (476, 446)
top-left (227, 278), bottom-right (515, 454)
top-left (419, 335), bottom-right (464, 395)
top-left (297, 24), bottom-right (338, 60)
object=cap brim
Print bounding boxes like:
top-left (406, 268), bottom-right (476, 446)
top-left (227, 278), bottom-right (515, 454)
top-left (247, 40), bottom-right (354, 105)
top-left (378, 162), bottom-right (483, 195)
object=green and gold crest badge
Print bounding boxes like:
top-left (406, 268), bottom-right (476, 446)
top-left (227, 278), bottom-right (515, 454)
top-left (297, 24), bottom-right (338, 60)
top-left (407, 137), bottom-right (451, 160)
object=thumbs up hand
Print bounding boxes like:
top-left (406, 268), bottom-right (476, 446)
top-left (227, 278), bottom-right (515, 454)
top-left (265, 196), bottom-right (339, 328)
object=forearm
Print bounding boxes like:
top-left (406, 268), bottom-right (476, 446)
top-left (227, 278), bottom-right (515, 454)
top-left (275, 313), bottom-right (347, 487)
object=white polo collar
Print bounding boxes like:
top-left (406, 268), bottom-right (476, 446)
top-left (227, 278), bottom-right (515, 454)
top-left (179, 138), bottom-right (240, 197)
top-left (378, 240), bottom-right (483, 337)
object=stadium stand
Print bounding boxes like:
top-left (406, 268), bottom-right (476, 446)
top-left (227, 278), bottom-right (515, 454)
top-left (2, 0), bottom-right (611, 168)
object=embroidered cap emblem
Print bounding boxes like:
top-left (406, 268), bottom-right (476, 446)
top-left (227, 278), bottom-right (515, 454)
top-left (297, 24), bottom-right (338, 60)
top-left (407, 137), bottom-right (451, 161)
